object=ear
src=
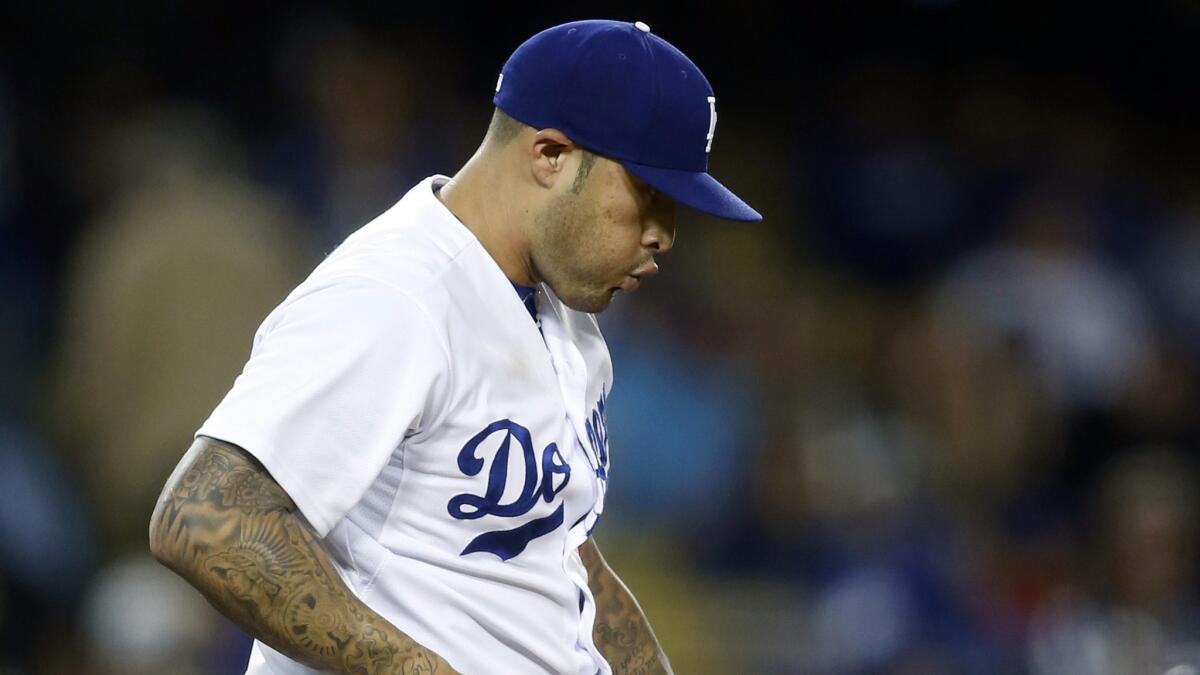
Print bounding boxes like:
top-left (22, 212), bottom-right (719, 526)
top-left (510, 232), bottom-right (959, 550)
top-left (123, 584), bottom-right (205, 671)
top-left (528, 128), bottom-right (576, 189)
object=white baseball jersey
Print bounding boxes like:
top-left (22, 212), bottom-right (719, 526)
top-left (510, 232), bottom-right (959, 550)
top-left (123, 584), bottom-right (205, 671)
top-left (197, 175), bottom-right (614, 675)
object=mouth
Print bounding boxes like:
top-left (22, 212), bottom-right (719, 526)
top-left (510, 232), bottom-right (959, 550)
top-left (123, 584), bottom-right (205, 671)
top-left (631, 260), bottom-right (659, 278)
top-left (612, 260), bottom-right (657, 295)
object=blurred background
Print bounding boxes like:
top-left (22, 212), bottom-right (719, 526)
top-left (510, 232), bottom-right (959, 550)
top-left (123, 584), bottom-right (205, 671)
top-left (3, 1), bottom-right (1200, 673)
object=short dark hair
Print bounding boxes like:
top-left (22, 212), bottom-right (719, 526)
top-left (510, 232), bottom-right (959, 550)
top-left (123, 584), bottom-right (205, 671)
top-left (570, 150), bottom-right (597, 194)
top-left (485, 108), bottom-right (526, 148)
top-left (486, 107), bottom-right (597, 193)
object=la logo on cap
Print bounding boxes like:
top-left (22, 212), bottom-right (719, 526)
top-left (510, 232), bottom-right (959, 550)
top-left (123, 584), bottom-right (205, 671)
top-left (706, 96), bottom-right (716, 154)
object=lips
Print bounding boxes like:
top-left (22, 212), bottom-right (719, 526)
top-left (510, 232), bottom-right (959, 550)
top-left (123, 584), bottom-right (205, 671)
top-left (630, 260), bottom-right (659, 278)
top-left (616, 260), bottom-right (656, 294)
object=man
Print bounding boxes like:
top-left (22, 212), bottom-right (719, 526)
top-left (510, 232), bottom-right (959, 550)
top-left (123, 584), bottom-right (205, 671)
top-left (149, 19), bottom-right (760, 675)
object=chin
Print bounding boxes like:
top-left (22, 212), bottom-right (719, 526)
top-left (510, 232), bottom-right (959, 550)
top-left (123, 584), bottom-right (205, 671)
top-left (559, 290), bottom-right (615, 314)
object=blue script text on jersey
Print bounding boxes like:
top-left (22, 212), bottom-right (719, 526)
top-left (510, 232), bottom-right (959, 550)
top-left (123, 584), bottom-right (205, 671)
top-left (447, 419), bottom-right (571, 560)
top-left (583, 390), bottom-right (609, 480)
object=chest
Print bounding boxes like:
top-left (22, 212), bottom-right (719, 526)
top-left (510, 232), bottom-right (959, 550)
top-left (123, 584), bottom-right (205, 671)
top-left (388, 274), bottom-right (612, 563)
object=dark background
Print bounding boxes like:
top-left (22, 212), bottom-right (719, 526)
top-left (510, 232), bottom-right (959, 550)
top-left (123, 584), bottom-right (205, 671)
top-left (2, 2), bottom-right (1200, 673)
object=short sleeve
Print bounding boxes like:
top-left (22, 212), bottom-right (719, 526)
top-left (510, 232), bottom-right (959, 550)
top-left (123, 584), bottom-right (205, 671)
top-left (197, 275), bottom-right (450, 536)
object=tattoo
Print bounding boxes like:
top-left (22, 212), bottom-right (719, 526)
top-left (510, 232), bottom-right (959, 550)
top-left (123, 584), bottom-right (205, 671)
top-left (151, 437), bottom-right (453, 674)
top-left (581, 541), bottom-right (672, 675)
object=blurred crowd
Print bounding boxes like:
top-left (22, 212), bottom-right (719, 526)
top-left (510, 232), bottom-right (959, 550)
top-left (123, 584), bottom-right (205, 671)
top-left (3, 3), bottom-right (1200, 674)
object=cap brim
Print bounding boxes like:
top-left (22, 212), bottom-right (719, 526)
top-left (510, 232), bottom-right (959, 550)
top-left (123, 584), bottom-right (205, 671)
top-left (621, 160), bottom-right (762, 222)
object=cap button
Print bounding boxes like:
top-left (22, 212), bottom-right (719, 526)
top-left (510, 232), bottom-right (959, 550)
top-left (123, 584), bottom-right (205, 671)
top-left (634, 21), bottom-right (651, 33)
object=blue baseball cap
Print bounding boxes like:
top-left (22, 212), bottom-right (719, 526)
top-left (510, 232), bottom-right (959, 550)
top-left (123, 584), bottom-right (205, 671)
top-left (493, 19), bottom-right (762, 222)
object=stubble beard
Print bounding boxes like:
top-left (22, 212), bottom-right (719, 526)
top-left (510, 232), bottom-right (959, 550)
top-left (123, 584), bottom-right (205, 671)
top-left (530, 191), bottom-right (615, 314)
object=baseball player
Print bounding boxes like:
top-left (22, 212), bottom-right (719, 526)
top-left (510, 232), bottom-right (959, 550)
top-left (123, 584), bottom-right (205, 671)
top-left (149, 19), bottom-right (760, 675)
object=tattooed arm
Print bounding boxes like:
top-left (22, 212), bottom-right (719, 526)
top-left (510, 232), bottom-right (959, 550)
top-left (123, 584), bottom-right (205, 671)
top-left (579, 539), bottom-right (673, 675)
top-left (149, 436), bottom-right (458, 675)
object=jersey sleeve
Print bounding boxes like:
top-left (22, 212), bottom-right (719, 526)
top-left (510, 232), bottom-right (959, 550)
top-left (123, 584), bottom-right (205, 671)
top-left (196, 275), bottom-right (451, 537)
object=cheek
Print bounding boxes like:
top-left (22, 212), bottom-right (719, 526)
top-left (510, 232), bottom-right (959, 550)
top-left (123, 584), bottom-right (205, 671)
top-left (594, 197), bottom-right (644, 254)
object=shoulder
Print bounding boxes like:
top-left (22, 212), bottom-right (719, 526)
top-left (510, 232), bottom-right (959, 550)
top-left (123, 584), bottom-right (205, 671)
top-left (256, 274), bottom-right (448, 367)
top-left (310, 176), bottom-right (477, 299)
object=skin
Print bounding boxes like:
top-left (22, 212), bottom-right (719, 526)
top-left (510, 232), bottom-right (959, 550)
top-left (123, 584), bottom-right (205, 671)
top-left (580, 539), bottom-right (674, 675)
top-left (149, 437), bottom-right (459, 674)
top-left (438, 122), bottom-right (676, 313)
top-left (150, 112), bottom-right (674, 674)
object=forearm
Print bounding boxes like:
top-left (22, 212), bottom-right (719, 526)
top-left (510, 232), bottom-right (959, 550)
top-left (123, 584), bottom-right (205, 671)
top-left (579, 540), bottom-right (672, 675)
top-left (150, 437), bottom-right (452, 675)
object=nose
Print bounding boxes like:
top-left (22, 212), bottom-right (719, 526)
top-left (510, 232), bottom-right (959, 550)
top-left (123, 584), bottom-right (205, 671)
top-left (642, 204), bottom-right (676, 253)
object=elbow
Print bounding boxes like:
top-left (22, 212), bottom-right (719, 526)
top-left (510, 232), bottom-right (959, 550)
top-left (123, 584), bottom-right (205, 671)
top-left (148, 498), bottom-right (179, 569)
top-left (147, 506), bottom-right (168, 562)
top-left (148, 437), bottom-right (207, 568)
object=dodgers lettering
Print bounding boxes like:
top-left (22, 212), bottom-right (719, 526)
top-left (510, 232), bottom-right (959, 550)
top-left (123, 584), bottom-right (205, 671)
top-left (584, 390), bottom-right (610, 480)
top-left (448, 419), bottom-right (571, 560)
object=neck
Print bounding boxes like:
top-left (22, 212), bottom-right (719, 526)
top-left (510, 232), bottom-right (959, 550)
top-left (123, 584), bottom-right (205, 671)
top-left (437, 151), bottom-right (538, 286)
